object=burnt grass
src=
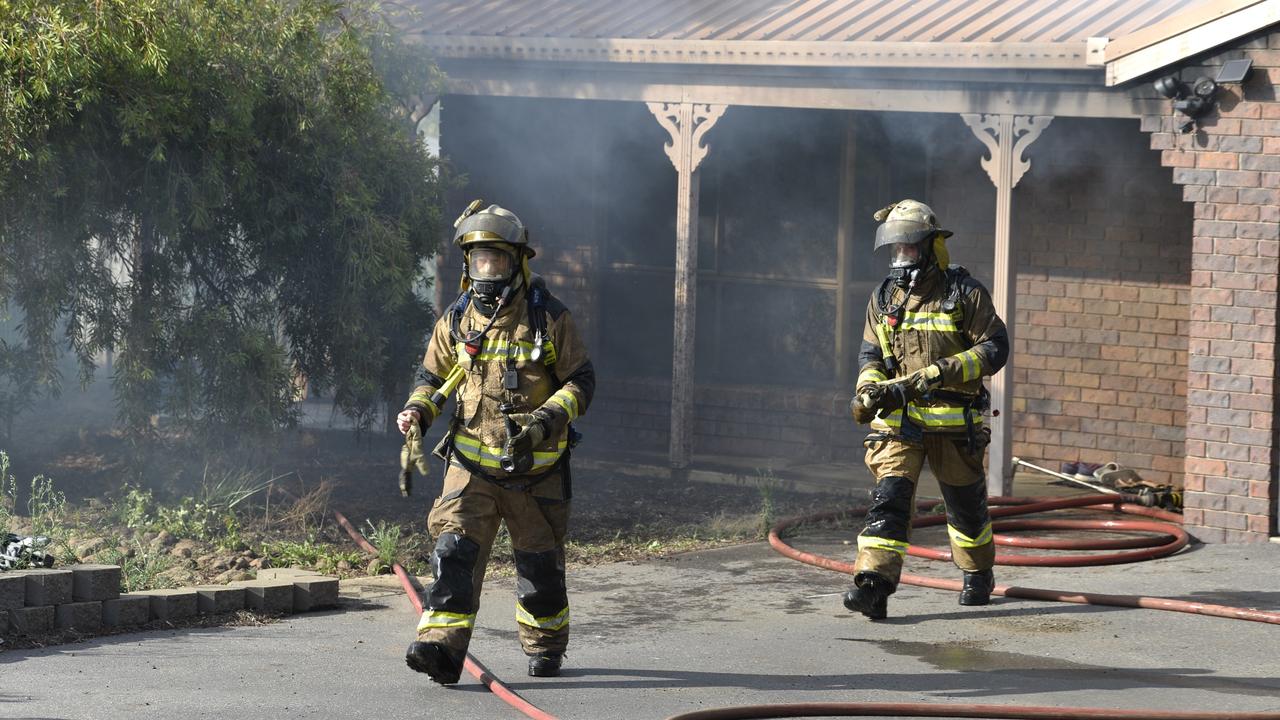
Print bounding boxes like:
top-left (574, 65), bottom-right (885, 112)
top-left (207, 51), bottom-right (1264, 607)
top-left (5, 427), bottom-right (860, 585)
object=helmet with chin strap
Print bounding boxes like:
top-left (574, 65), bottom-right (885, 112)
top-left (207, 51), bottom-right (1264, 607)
top-left (872, 199), bottom-right (952, 275)
top-left (453, 200), bottom-right (533, 301)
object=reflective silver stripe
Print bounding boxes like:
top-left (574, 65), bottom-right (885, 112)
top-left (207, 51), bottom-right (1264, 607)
top-left (872, 404), bottom-right (978, 429)
top-left (453, 433), bottom-right (568, 470)
top-left (547, 388), bottom-right (579, 420)
top-left (898, 311), bottom-right (960, 332)
top-left (454, 339), bottom-right (555, 364)
top-left (958, 349), bottom-right (983, 382)
top-left (858, 368), bottom-right (887, 385)
top-left (515, 603), bottom-right (569, 631)
top-left (417, 610), bottom-right (476, 632)
top-left (948, 522), bottom-right (993, 548)
top-left (857, 535), bottom-right (908, 556)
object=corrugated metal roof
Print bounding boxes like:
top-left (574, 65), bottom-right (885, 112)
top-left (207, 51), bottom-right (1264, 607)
top-left (400, 0), bottom-right (1211, 44)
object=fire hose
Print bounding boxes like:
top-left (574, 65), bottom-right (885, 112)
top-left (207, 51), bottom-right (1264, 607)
top-left (335, 494), bottom-right (1280, 720)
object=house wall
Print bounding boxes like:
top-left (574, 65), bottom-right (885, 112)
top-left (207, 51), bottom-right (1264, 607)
top-left (440, 97), bottom-right (1195, 502)
top-left (1135, 30), bottom-right (1280, 542)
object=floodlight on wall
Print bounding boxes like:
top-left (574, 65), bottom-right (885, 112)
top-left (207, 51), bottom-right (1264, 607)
top-left (1153, 58), bottom-right (1253, 134)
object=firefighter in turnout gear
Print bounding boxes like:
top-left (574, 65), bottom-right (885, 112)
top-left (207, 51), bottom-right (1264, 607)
top-left (845, 199), bottom-right (1009, 620)
top-left (398, 200), bottom-right (595, 683)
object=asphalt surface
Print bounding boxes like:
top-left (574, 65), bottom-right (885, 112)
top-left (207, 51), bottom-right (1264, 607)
top-left (4, 511), bottom-right (1280, 720)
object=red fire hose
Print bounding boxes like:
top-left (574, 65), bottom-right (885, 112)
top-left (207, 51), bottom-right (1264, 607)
top-left (333, 510), bottom-right (557, 720)
top-left (770, 495), bottom-right (1280, 625)
top-left (335, 493), bottom-right (1280, 720)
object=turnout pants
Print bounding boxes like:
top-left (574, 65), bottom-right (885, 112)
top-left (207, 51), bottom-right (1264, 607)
top-left (417, 462), bottom-right (571, 657)
top-left (853, 431), bottom-right (994, 588)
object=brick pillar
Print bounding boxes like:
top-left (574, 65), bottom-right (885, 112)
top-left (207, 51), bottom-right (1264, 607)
top-left (1138, 34), bottom-right (1280, 541)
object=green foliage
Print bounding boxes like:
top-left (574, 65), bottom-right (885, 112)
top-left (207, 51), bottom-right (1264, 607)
top-left (107, 466), bottom-right (272, 545)
top-left (0, 450), bottom-right (15, 529)
top-left (364, 518), bottom-right (404, 573)
top-left (0, 0), bottom-right (445, 442)
top-left (258, 537), bottom-right (361, 575)
top-left (98, 541), bottom-right (178, 593)
top-left (26, 474), bottom-right (66, 537)
top-left (755, 468), bottom-right (780, 538)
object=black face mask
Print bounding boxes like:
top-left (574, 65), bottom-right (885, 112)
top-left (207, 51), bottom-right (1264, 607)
top-left (471, 272), bottom-right (522, 316)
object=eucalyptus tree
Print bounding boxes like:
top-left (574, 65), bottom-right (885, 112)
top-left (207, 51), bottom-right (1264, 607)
top-left (0, 0), bottom-right (445, 443)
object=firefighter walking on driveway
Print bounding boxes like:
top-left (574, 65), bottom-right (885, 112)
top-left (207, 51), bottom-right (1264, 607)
top-left (397, 200), bottom-right (595, 683)
top-left (845, 199), bottom-right (1009, 620)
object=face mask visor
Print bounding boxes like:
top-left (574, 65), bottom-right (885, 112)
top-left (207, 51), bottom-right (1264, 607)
top-left (889, 241), bottom-right (927, 269)
top-left (467, 247), bottom-right (515, 282)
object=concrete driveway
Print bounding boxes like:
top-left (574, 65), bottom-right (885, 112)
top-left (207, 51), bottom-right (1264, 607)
top-left (4, 529), bottom-right (1280, 720)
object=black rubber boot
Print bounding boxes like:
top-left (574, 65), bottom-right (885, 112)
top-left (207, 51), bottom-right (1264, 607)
top-left (959, 569), bottom-right (994, 606)
top-left (405, 641), bottom-right (465, 684)
top-left (842, 572), bottom-right (892, 620)
top-left (528, 651), bottom-right (564, 677)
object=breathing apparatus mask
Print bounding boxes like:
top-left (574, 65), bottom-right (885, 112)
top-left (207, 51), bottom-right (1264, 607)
top-left (466, 245), bottom-right (521, 311)
top-left (452, 200), bottom-right (533, 315)
top-left (872, 200), bottom-right (952, 287)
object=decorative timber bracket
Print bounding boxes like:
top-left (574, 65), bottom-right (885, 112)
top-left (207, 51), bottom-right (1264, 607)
top-left (646, 101), bottom-right (727, 470)
top-left (960, 113), bottom-right (1052, 497)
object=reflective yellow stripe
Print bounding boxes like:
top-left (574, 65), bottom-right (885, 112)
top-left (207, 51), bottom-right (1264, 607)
top-left (547, 388), bottom-right (579, 420)
top-left (948, 522), bottom-right (993, 548)
top-left (515, 603), bottom-right (570, 631)
top-left (452, 433), bottom-right (568, 471)
top-left (898, 311), bottom-right (961, 332)
top-left (957, 349), bottom-right (984, 382)
top-left (417, 610), bottom-right (476, 632)
top-left (407, 387), bottom-right (443, 419)
top-left (872, 404), bottom-right (979, 429)
top-left (857, 535), bottom-right (909, 556)
top-left (454, 338), bottom-right (556, 364)
top-left (858, 368), bottom-right (887, 386)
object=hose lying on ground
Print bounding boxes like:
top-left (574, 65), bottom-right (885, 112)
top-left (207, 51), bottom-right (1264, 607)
top-left (334, 494), bottom-right (1280, 720)
top-left (333, 509), bottom-right (557, 720)
top-left (770, 494), bottom-right (1280, 625)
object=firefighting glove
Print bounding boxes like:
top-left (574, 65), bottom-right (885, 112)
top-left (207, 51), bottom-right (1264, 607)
top-left (399, 419), bottom-right (431, 497)
top-left (852, 381), bottom-right (911, 423)
top-left (851, 394), bottom-right (876, 424)
top-left (903, 363), bottom-right (943, 400)
top-left (505, 412), bottom-right (549, 459)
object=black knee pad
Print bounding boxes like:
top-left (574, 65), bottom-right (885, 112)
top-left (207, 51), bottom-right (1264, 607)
top-left (428, 533), bottom-right (481, 612)
top-left (513, 548), bottom-right (567, 618)
top-left (938, 480), bottom-right (991, 540)
top-left (864, 475), bottom-right (914, 541)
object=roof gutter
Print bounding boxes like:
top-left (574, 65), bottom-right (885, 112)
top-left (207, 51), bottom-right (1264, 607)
top-left (413, 35), bottom-right (1090, 71)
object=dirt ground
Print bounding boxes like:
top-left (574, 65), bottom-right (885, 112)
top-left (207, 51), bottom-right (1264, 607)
top-left (2, 417), bottom-right (859, 587)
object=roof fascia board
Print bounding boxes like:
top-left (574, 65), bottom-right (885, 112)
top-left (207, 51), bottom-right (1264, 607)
top-left (437, 60), bottom-right (1162, 119)
top-left (1106, 0), bottom-right (1266, 59)
top-left (415, 35), bottom-right (1088, 71)
top-left (1106, 0), bottom-right (1280, 85)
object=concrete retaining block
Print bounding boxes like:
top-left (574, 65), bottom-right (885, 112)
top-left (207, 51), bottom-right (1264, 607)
top-left (8, 605), bottom-right (54, 634)
top-left (236, 580), bottom-right (295, 615)
top-left (0, 572), bottom-right (25, 610)
top-left (193, 585), bottom-right (246, 615)
top-left (55, 601), bottom-right (103, 633)
top-left (24, 568), bottom-right (73, 606)
top-left (293, 576), bottom-right (339, 612)
top-left (72, 565), bottom-right (121, 602)
top-left (103, 595), bottom-right (152, 628)
top-left (256, 568), bottom-right (323, 582)
top-left (140, 588), bottom-right (198, 621)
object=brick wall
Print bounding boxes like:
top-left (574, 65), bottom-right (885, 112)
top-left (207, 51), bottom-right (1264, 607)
top-left (590, 377), bottom-right (861, 463)
top-left (1138, 31), bottom-right (1280, 542)
top-left (1011, 118), bottom-right (1192, 486)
